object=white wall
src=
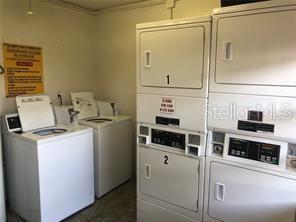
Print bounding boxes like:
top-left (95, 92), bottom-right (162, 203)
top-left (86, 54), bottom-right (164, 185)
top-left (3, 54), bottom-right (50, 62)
top-left (0, 0), bottom-right (96, 114)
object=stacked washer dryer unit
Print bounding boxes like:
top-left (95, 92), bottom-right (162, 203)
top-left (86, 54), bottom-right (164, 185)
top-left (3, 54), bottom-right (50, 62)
top-left (204, 1), bottom-right (296, 222)
top-left (2, 94), bottom-right (94, 222)
top-left (136, 16), bottom-right (211, 222)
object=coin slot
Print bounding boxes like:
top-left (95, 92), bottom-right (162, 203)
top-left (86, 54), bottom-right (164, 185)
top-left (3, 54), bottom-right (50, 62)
top-left (189, 134), bottom-right (200, 146)
top-left (140, 125), bottom-right (149, 136)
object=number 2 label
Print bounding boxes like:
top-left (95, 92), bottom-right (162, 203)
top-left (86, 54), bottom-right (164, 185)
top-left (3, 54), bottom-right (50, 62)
top-left (164, 155), bottom-right (168, 165)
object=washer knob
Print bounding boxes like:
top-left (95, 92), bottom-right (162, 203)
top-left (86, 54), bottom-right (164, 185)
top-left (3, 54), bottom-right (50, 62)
top-left (213, 144), bottom-right (223, 154)
top-left (291, 160), bottom-right (296, 168)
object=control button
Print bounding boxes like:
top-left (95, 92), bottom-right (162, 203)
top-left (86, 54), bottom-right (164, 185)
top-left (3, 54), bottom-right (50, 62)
top-left (272, 157), bottom-right (277, 161)
top-left (213, 144), bottom-right (223, 154)
top-left (241, 151), bottom-right (246, 156)
top-left (291, 160), bottom-right (296, 168)
top-left (236, 151), bottom-right (241, 156)
top-left (261, 155), bottom-right (266, 160)
top-left (266, 156), bottom-right (271, 162)
top-left (231, 150), bottom-right (236, 155)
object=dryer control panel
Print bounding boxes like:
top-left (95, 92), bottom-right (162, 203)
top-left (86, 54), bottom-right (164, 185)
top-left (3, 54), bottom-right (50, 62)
top-left (228, 138), bottom-right (280, 165)
top-left (151, 129), bottom-right (185, 150)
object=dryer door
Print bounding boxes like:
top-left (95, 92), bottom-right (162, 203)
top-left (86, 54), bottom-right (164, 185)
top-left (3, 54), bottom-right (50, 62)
top-left (215, 9), bottom-right (296, 87)
top-left (139, 25), bottom-right (205, 89)
top-left (208, 162), bottom-right (296, 222)
top-left (140, 147), bottom-right (199, 212)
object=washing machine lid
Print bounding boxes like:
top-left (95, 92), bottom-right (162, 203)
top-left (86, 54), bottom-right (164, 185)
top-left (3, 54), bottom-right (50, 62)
top-left (71, 91), bottom-right (98, 120)
top-left (16, 94), bottom-right (55, 132)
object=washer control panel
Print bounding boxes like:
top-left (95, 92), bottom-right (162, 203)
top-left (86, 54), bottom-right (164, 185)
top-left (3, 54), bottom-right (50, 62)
top-left (5, 114), bottom-right (22, 132)
top-left (229, 138), bottom-right (280, 165)
top-left (151, 129), bottom-right (185, 150)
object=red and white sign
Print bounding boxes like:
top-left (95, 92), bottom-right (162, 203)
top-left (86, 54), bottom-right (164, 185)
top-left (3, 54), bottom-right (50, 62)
top-left (160, 97), bottom-right (175, 114)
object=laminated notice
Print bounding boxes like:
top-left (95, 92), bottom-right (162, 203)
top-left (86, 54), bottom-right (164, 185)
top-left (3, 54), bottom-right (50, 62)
top-left (3, 43), bottom-right (44, 97)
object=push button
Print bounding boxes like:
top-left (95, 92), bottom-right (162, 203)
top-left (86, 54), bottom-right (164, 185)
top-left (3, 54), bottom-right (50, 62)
top-left (213, 144), bottom-right (223, 154)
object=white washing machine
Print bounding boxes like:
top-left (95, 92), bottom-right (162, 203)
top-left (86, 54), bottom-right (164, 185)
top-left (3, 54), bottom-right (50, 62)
top-left (2, 94), bottom-right (94, 222)
top-left (136, 16), bottom-right (212, 222)
top-left (71, 91), bottom-right (132, 198)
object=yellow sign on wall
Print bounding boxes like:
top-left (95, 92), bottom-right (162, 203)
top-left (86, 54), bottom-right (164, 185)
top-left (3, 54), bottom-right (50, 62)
top-left (3, 43), bottom-right (44, 97)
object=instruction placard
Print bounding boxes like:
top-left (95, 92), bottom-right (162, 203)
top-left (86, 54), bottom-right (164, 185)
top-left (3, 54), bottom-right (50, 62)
top-left (160, 97), bottom-right (175, 114)
top-left (3, 43), bottom-right (44, 97)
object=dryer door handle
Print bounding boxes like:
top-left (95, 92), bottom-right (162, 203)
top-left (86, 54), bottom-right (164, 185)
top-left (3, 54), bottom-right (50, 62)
top-left (223, 41), bottom-right (233, 61)
top-left (144, 164), bottom-right (151, 179)
top-left (144, 51), bottom-right (152, 68)
top-left (215, 182), bottom-right (225, 201)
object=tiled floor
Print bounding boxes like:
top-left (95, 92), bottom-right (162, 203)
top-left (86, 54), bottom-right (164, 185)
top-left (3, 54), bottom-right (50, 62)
top-left (7, 178), bottom-right (136, 222)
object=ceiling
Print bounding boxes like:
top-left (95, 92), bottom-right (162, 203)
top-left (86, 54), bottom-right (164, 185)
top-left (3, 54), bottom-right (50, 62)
top-left (55, 0), bottom-right (150, 11)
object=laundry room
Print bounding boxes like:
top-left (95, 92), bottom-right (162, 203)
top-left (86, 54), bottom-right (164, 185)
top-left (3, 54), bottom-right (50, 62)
top-left (0, 0), bottom-right (296, 221)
